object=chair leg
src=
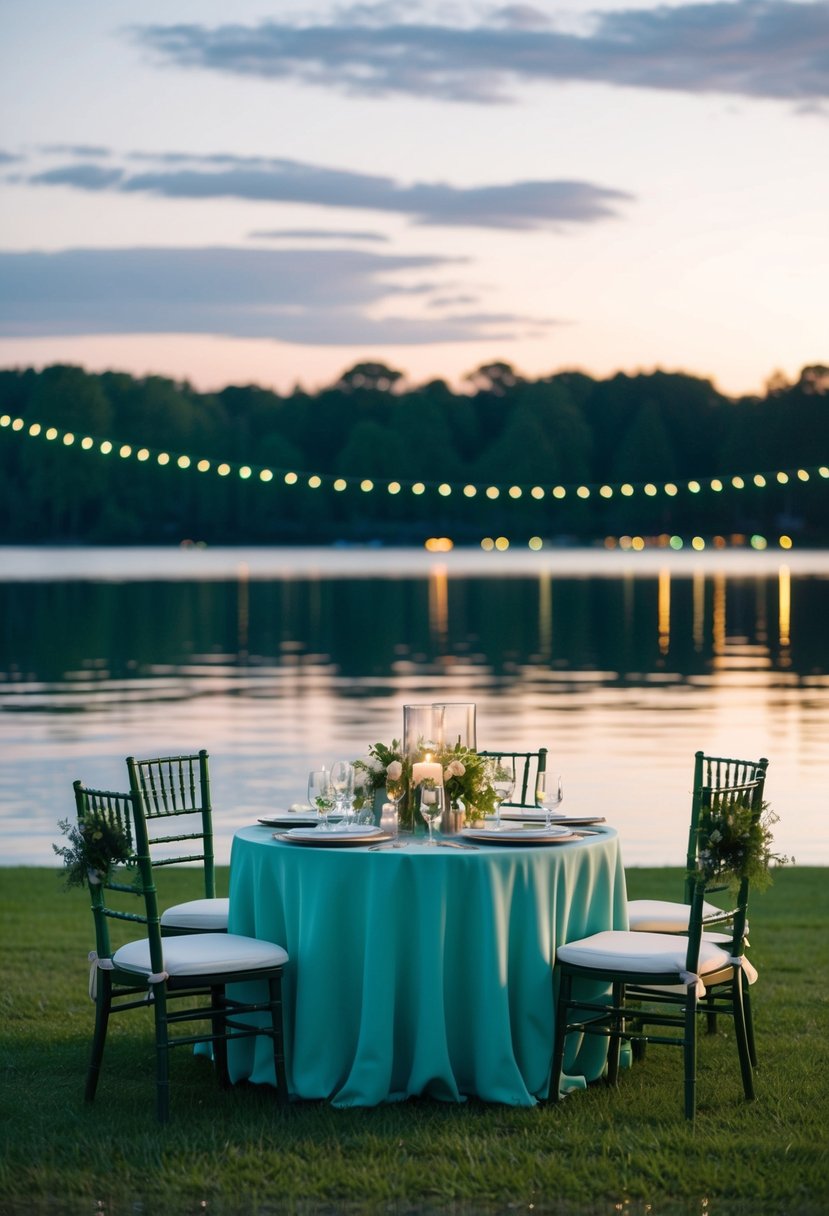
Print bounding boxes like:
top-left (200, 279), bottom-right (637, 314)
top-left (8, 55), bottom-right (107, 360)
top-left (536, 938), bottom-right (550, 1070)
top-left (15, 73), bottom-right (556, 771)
top-left (732, 975), bottom-right (755, 1102)
top-left (606, 982), bottom-right (623, 1087)
top-left (683, 987), bottom-right (698, 1121)
top-left (211, 985), bottom-right (230, 1087)
top-left (550, 972), bottom-right (571, 1104)
top-left (268, 973), bottom-right (289, 1110)
top-left (152, 984), bottom-right (171, 1123)
top-left (85, 972), bottom-right (111, 1103)
top-left (742, 979), bottom-right (758, 1069)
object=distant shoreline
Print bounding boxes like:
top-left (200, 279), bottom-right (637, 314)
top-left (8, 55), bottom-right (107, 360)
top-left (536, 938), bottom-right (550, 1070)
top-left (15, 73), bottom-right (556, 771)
top-left (2, 543), bottom-right (828, 582)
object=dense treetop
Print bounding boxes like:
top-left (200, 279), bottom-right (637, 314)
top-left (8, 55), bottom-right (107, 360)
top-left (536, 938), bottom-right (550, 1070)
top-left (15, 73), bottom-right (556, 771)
top-left (1, 360), bottom-right (827, 545)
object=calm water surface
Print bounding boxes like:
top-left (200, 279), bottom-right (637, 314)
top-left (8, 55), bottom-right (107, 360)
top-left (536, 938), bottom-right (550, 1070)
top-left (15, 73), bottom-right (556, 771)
top-left (1, 546), bottom-right (827, 867)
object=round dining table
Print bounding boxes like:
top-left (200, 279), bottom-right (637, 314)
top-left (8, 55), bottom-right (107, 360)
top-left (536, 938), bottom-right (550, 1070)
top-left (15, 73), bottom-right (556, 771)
top-left (226, 824), bottom-right (628, 1107)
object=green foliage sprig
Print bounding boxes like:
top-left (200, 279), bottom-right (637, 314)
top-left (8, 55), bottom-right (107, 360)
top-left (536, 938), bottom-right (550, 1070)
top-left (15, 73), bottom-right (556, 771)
top-left (695, 795), bottom-right (788, 893)
top-left (53, 813), bottom-right (135, 889)
top-left (438, 742), bottom-right (498, 817)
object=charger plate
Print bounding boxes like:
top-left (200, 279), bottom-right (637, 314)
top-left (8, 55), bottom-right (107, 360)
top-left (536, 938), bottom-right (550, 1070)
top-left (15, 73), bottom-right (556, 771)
top-left (460, 825), bottom-right (577, 846)
top-left (277, 825), bottom-right (387, 848)
top-left (499, 810), bottom-right (606, 827)
top-left (259, 813), bottom-right (320, 828)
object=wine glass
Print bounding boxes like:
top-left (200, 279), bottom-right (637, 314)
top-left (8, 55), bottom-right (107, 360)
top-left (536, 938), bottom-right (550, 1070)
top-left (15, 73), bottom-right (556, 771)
top-left (330, 760), bottom-right (355, 825)
top-left (417, 781), bottom-right (445, 846)
top-left (488, 758), bottom-right (515, 830)
top-left (352, 773), bottom-right (375, 826)
top-left (537, 771), bottom-right (564, 831)
top-left (308, 768), bottom-right (333, 830)
top-left (384, 767), bottom-right (406, 845)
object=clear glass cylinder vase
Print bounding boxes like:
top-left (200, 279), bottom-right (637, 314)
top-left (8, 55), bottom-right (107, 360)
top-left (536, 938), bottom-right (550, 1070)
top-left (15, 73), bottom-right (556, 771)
top-left (403, 704), bottom-right (438, 756)
top-left (433, 702), bottom-right (477, 751)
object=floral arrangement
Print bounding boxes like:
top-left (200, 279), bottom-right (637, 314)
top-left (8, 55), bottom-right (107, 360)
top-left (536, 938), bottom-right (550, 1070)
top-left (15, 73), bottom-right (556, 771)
top-left (53, 812), bottom-right (135, 889)
top-left (354, 738), bottom-right (498, 828)
top-left (354, 739), bottom-right (408, 803)
top-left (695, 794), bottom-right (788, 893)
top-left (437, 742), bottom-right (498, 818)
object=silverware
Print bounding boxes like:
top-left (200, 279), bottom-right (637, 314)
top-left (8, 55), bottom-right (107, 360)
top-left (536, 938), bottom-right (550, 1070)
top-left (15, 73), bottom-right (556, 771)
top-left (368, 841), bottom-right (409, 851)
top-left (437, 840), bottom-right (479, 850)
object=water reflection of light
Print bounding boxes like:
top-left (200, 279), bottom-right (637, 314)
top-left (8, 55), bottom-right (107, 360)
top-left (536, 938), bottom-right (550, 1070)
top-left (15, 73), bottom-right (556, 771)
top-left (658, 568), bottom-right (671, 655)
top-left (755, 577), bottom-right (768, 645)
top-left (712, 573), bottom-right (726, 654)
top-left (429, 565), bottom-right (449, 650)
top-left (237, 562), bottom-right (249, 654)
top-left (537, 575), bottom-right (552, 660)
top-left (692, 570), bottom-right (705, 651)
top-left (5, 554), bottom-right (829, 869)
top-left (779, 564), bottom-right (791, 659)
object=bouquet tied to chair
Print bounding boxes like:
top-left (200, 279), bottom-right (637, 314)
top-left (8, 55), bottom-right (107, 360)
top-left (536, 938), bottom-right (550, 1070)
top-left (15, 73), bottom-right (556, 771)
top-left (694, 792), bottom-right (789, 893)
top-left (53, 812), bottom-right (136, 888)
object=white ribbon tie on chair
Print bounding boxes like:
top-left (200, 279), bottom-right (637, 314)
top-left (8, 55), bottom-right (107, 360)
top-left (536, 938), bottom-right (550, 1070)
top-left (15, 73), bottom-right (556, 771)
top-left (679, 954), bottom-right (757, 1000)
top-left (88, 951), bottom-right (114, 1000)
top-left (679, 970), bottom-right (705, 998)
top-left (87, 951), bottom-right (169, 999)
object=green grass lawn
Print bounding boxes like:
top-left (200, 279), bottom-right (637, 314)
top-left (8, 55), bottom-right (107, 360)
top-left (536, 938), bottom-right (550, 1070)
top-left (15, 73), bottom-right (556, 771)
top-left (1, 865), bottom-right (827, 1216)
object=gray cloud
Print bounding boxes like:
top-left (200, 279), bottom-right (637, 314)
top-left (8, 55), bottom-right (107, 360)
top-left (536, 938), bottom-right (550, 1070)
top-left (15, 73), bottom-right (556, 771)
top-left (249, 228), bottom-right (390, 242)
top-left (23, 153), bottom-right (630, 230)
top-left (30, 164), bottom-right (125, 190)
top-left (0, 245), bottom-right (555, 345)
top-left (38, 144), bottom-right (112, 158)
top-left (132, 1), bottom-right (829, 105)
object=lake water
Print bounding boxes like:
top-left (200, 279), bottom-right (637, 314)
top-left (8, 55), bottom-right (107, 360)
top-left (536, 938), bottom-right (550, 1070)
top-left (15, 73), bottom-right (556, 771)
top-left (1, 545), bottom-right (827, 869)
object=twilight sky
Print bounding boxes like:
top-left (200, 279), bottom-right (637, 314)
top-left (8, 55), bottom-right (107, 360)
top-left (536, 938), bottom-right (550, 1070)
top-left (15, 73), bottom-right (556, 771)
top-left (1, 0), bottom-right (827, 396)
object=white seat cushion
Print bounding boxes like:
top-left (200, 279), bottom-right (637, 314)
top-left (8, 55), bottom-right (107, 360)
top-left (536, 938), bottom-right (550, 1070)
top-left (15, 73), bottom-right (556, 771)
top-left (113, 932), bottom-right (288, 978)
top-left (557, 930), bottom-right (733, 980)
top-left (627, 898), bottom-right (723, 933)
top-left (160, 897), bottom-right (230, 932)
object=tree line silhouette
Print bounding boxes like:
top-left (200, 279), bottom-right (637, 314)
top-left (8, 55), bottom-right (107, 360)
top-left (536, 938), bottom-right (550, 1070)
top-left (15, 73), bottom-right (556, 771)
top-left (1, 360), bottom-right (827, 545)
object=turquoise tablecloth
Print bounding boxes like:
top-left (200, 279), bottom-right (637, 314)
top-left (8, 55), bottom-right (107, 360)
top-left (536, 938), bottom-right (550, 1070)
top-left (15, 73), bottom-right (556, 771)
top-left (227, 825), bottom-right (628, 1107)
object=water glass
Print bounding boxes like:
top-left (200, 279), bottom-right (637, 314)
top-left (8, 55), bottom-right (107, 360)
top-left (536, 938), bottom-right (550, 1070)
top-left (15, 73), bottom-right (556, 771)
top-left (488, 757), bottom-right (515, 830)
top-left (537, 772), bottom-right (564, 830)
top-left (330, 760), bottom-right (355, 824)
top-left (308, 768), bottom-right (333, 829)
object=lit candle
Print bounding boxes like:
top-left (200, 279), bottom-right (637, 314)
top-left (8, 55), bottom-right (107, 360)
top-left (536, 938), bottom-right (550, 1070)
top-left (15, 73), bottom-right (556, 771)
top-left (411, 754), bottom-right (444, 787)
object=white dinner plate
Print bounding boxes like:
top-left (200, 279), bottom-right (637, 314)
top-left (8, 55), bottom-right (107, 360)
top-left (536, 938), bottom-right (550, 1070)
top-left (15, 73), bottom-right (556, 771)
top-left (499, 810), bottom-right (607, 827)
top-left (460, 825), bottom-right (578, 846)
top-left (258, 813), bottom-right (320, 828)
top-left (278, 825), bottom-right (388, 848)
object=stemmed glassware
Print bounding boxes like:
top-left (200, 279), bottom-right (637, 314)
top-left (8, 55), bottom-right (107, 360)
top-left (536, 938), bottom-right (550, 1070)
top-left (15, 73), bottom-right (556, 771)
top-left (308, 768), bottom-right (334, 830)
top-left (330, 760), bottom-right (355, 825)
top-left (417, 781), bottom-right (445, 846)
top-left (385, 768), bottom-right (406, 845)
top-left (488, 758), bottom-right (516, 830)
top-left (536, 771), bottom-right (564, 831)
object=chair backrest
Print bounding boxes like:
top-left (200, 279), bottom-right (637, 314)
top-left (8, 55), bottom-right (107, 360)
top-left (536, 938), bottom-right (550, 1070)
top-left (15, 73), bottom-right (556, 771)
top-left (478, 748), bottom-right (548, 808)
top-left (72, 781), bottom-right (163, 973)
top-left (684, 751), bottom-right (769, 902)
top-left (683, 771), bottom-right (767, 974)
top-left (126, 751), bottom-right (216, 897)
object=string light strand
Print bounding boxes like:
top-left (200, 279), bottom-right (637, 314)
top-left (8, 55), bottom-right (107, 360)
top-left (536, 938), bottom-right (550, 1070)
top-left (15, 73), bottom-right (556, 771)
top-left (2, 413), bottom-right (828, 503)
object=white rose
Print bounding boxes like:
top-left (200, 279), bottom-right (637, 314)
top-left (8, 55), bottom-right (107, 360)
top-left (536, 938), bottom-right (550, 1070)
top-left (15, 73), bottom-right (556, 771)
top-left (386, 760), bottom-right (403, 781)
